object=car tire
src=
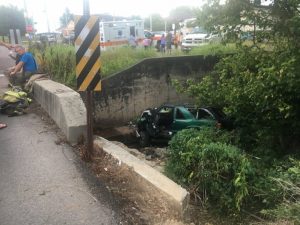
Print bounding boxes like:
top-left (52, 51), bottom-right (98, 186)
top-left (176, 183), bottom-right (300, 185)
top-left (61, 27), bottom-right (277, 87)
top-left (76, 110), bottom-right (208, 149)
top-left (139, 131), bottom-right (150, 147)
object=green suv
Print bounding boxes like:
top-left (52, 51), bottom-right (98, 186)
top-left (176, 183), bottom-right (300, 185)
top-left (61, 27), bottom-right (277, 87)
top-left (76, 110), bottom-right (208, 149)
top-left (136, 104), bottom-right (216, 147)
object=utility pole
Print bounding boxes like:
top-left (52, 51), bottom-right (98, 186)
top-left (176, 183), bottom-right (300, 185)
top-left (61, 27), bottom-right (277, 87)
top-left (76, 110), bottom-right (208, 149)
top-left (150, 14), bottom-right (152, 32)
top-left (83, 0), bottom-right (93, 161)
top-left (44, 0), bottom-right (51, 32)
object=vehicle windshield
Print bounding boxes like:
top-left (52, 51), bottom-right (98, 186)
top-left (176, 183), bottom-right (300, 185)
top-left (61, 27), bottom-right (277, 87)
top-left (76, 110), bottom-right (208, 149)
top-left (178, 107), bottom-right (195, 119)
top-left (190, 27), bottom-right (207, 34)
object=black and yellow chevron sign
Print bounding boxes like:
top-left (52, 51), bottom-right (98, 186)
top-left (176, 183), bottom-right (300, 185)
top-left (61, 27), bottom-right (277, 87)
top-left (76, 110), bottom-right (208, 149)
top-left (75, 15), bottom-right (101, 91)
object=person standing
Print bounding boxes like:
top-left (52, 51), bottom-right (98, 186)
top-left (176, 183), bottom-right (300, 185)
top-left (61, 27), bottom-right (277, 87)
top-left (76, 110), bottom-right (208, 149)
top-left (173, 32), bottom-right (179, 50)
top-left (166, 32), bottom-right (172, 54)
top-left (9, 45), bottom-right (37, 85)
top-left (160, 34), bottom-right (166, 53)
top-left (128, 35), bottom-right (137, 49)
top-left (143, 37), bottom-right (151, 50)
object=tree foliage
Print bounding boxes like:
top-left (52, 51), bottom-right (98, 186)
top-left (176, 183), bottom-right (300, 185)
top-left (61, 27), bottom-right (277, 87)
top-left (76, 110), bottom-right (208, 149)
top-left (174, 0), bottom-right (300, 153)
top-left (167, 6), bottom-right (196, 30)
top-left (195, 0), bottom-right (300, 45)
top-left (144, 13), bottom-right (166, 31)
top-left (59, 8), bottom-right (74, 27)
top-left (0, 5), bottom-right (26, 36)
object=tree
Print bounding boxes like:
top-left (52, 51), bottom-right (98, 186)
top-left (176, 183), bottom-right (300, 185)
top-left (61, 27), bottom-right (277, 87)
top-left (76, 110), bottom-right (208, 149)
top-left (144, 13), bottom-right (165, 31)
top-left (0, 5), bottom-right (26, 36)
top-left (175, 0), bottom-right (300, 153)
top-left (59, 8), bottom-right (74, 27)
top-left (167, 6), bottom-right (197, 30)
top-left (195, 0), bottom-right (300, 45)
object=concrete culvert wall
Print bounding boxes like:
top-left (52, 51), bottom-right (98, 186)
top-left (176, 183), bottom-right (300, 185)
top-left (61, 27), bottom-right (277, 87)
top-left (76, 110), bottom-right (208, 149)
top-left (93, 55), bottom-right (220, 128)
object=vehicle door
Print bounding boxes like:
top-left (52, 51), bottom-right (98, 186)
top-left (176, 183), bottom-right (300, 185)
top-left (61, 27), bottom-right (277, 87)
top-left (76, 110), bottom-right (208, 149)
top-left (196, 108), bottom-right (216, 126)
top-left (171, 107), bottom-right (196, 133)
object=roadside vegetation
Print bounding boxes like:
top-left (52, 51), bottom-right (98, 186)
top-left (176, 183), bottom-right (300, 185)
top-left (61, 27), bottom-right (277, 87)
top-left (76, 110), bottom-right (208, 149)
top-left (27, 1), bottom-right (300, 223)
top-left (28, 42), bottom-right (234, 89)
top-left (167, 0), bottom-right (300, 223)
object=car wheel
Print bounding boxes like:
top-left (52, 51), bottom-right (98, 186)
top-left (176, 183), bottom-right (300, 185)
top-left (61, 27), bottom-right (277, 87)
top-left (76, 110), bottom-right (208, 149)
top-left (139, 131), bottom-right (150, 147)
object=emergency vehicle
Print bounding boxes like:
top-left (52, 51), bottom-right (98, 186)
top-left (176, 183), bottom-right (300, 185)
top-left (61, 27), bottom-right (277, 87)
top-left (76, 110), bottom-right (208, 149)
top-left (99, 20), bottom-right (144, 50)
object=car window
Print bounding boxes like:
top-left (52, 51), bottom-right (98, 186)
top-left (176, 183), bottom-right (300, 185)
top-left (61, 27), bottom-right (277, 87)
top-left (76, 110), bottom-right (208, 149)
top-left (176, 108), bottom-right (185, 119)
top-left (197, 109), bottom-right (214, 119)
top-left (187, 108), bottom-right (197, 117)
top-left (157, 107), bottom-right (174, 126)
top-left (159, 107), bottom-right (172, 113)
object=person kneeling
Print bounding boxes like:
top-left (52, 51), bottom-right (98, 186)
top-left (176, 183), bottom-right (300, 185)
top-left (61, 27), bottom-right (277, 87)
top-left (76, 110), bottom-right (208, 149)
top-left (9, 45), bottom-right (37, 86)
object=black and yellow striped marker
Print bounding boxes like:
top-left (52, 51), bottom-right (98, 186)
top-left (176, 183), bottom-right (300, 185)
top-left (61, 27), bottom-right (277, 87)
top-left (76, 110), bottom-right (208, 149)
top-left (75, 15), bottom-right (101, 91)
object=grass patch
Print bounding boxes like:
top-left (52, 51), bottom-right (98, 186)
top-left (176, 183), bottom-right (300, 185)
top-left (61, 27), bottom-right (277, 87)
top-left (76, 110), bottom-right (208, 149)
top-left (101, 47), bottom-right (157, 76)
top-left (188, 43), bottom-right (237, 55)
top-left (29, 43), bottom-right (237, 89)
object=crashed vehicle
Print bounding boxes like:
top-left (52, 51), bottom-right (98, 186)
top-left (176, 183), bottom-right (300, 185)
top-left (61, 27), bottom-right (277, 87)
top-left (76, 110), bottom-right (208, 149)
top-left (186, 106), bottom-right (234, 130)
top-left (136, 104), bottom-right (216, 147)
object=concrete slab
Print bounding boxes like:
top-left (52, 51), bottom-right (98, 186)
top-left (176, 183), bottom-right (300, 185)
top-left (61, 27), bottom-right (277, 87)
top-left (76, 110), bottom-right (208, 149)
top-left (33, 79), bottom-right (87, 144)
top-left (94, 136), bottom-right (190, 215)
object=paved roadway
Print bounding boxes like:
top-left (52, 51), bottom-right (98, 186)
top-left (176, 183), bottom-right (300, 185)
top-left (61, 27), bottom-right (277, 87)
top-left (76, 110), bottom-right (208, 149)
top-left (0, 45), bottom-right (14, 73)
top-left (0, 46), bottom-right (119, 225)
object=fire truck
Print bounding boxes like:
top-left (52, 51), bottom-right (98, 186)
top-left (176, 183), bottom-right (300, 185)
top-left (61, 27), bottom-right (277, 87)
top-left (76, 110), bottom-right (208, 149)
top-left (99, 20), bottom-right (144, 50)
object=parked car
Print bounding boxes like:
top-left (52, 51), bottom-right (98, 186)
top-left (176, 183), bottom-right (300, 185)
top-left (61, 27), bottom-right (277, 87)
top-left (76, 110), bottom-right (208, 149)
top-left (186, 106), bottom-right (234, 130)
top-left (136, 104), bottom-right (216, 147)
top-left (181, 27), bottom-right (209, 52)
top-left (144, 30), bottom-right (154, 39)
top-left (36, 32), bottom-right (60, 44)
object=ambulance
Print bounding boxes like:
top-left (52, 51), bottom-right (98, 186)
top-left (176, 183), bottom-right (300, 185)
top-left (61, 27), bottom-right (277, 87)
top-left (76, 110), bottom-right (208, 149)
top-left (99, 20), bottom-right (144, 50)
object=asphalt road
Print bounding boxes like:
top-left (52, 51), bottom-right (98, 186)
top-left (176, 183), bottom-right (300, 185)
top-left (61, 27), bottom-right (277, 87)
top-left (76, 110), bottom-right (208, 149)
top-left (0, 45), bottom-right (14, 73)
top-left (0, 108), bottom-right (119, 225)
top-left (0, 46), bottom-right (120, 225)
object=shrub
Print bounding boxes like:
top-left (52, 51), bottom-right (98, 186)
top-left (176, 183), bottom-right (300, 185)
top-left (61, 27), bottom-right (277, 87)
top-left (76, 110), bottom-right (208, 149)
top-left (259, 158), bottom-right (300, 223)
top-left (173, 45), bottom-right (300, 154)
top-left (165, 128), bottom-right (252, 213)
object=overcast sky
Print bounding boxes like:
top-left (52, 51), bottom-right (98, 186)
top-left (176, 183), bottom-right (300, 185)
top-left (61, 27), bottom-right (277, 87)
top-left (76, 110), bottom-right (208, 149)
top-left (0, 0), bottom-right (203, 33)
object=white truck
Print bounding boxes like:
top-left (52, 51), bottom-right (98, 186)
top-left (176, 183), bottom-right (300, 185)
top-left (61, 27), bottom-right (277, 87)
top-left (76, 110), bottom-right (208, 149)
top-left (181, 27), bottom-right (210, 52)
top-left (99, 20), bottom-right (144, 50)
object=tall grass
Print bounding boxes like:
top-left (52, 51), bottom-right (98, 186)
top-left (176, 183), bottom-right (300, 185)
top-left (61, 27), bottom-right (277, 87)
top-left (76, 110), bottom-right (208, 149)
top-left (29, 43), bottom-right (236, 89)
top-left (189, 43), bottom-right (237, 55)
top-left (100, 47), bottom-right (156, 76)
top-left (30, 43), bottom-right (76, 88)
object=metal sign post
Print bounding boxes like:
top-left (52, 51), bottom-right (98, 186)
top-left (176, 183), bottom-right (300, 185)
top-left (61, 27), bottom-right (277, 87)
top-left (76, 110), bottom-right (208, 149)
top-left (75, 0), bottom-right (101, 161)
top-left (9, 29), bottom-right (22, 45)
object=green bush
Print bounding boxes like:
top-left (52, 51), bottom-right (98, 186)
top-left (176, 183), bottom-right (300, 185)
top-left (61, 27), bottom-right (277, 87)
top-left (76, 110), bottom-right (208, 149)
top-left (166, 128), bottom-right (300, 220)
top-left (174, 45), bottom-right (300, 154)
top-left (259, 158), bottom-right (300, 223)
top-left (165, 128), bottom-right (252, 213)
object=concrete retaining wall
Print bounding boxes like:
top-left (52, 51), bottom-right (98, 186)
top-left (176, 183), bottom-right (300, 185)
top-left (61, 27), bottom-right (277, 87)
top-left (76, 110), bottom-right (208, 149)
top-left (93, 55), bottom-right (220, 128)
top-left (33, 79), bottom-right (87, 144)
top-left (31, 77), bottom-right (191, 217)
top-left (94, 137), bottom-right (190, 217)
